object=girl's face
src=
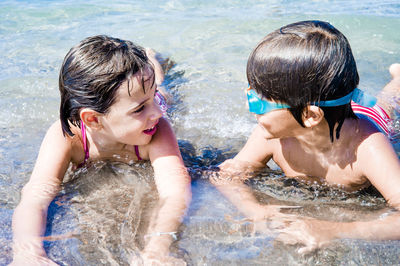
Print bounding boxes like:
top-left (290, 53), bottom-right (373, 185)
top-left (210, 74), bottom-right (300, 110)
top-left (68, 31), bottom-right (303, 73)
top-left (99, 68), bottom-right (163, 146)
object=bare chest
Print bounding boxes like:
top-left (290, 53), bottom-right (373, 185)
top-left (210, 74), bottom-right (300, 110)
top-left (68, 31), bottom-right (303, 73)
top-left (272, 142), bottom-right (370, 191)
top-left (71, 140), bottom-right (147, 167)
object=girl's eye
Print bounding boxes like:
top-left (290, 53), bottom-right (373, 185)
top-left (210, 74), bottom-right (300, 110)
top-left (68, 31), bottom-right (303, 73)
top-left (132, 105), bottom-right (144, 114)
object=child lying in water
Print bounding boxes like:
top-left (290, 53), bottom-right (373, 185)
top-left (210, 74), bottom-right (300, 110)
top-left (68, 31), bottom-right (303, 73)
top-left (213, 20), bottom-right (400, 254)
top-left (12, 35), bottom-right (191, 265)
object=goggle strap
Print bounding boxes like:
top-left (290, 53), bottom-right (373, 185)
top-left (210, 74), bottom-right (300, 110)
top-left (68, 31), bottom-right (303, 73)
top-left (315, 88), bottom-right (377, 108)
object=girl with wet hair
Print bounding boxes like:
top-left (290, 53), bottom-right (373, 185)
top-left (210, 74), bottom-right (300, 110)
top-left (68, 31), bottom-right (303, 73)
top-left (12, 35), bottom-right (191, 265)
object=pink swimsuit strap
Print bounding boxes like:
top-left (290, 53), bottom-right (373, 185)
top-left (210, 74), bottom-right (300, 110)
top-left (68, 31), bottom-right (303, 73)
top-left (134, 145), bottom-right (142, 161)
top-left (80, 120), bottom-right (90, 163)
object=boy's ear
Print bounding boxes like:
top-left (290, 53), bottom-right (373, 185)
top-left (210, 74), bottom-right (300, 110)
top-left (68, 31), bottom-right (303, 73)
top-left (80, 108), bottom-right (102, 130)
top-left (302, 105), bottom-right (324, 128)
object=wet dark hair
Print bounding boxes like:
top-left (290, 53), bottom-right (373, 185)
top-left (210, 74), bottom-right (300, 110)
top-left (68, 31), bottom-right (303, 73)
top-left (247, 20), bottom-right (359, 141)
top-left (59, 35), bottom-right (154, 136)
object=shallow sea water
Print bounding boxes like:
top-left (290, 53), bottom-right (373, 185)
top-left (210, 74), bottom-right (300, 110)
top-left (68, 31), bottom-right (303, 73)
top-left (1, 0), bottom-right (400, 265)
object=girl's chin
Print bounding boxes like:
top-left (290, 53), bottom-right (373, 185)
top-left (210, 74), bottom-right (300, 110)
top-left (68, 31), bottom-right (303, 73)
top-left (139, 133), bottom-right (154, 145)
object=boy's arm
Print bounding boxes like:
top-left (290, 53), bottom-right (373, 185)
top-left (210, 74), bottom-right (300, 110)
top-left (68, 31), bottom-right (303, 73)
top-left (360, 132), bottom-right (400, 209)
top-left (234, 124), bottom-right (275, 166)
top-left (277, 132), bottom-right (400, 254)
top-left (12, 121), bottom-right (71, 264)
top-left (143, 118), bottom-right (191, 263)
top-left (212, 125), bottom-right (293, 225)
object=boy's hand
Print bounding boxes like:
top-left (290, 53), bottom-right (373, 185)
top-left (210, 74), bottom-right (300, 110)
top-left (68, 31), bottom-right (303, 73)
top-left (249, 205), bottom-right (301, 235)
top-left (276, 218), bottom-right (338, 255)
top-left (131, 250), bottom-right (186, 266)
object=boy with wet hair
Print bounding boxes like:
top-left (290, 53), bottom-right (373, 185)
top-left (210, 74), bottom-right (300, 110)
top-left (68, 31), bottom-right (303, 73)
top-left (214, 20), bottom-right (400, 253)
top-left (247, 20), bottom-right (361, 141)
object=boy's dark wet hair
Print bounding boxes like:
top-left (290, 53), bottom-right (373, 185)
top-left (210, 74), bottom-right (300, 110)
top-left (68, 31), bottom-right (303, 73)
top-left (59, 35), bottom-right (154, 136)
top-left (247, 20), bottom-right (359, 141)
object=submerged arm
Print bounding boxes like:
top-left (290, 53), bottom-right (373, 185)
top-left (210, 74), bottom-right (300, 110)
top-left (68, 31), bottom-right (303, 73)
top-left (212, 126), bottom-right (295, 227)
top-left (342, 132), bottom-right (400, 239)
top-left (12, 121), bottom-right (71, 264)
top-left (143, 118), bottom-right (191, 261)
top-left (278, 132), bottom-right (400, 254)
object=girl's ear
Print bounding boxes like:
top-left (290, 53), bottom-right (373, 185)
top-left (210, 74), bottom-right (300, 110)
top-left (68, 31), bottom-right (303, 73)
top-left (302, 105), bottom-right (324, 128)
top-left (80, 108), bottom-right (102, 130)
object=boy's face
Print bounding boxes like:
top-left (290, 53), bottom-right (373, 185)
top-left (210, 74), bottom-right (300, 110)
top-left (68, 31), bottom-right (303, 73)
top-left (246, 88), bottom-right (304, 139)
top-left (247, 88), bottom-right (290, 115)
top-left (254, 107), bottom-right (304, 140)
top-left (99, 67), bottom-right (163, 146)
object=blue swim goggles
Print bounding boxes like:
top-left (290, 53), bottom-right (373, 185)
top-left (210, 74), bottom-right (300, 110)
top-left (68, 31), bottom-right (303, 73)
top-left (246, 87), bottom-right (377, 115)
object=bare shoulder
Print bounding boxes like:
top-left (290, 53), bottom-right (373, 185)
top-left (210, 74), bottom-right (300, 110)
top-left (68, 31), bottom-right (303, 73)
top-left (356, 119), bottom-right (395, 158)
top-left (146, 118), bottom-right (181, 160)
top-left (234, 125), bottom-right (279, 166)
top-left (154, 117), bottom-right (175, 138)
top-left (354, 119), bottom-right (400, 207)
top-left (45, 120), bottom-right (74, 147)
top-left (47, 120), bottom-right (86, 163)
top-left (29, 120), bottom-right (78, 184)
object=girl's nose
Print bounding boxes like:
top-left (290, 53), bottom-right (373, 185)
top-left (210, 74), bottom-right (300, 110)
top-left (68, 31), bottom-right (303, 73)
top-left (150, 99), bottom-right (163, 120)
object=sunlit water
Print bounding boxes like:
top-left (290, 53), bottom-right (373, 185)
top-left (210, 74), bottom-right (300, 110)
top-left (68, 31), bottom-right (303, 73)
top-left (1, 0), bottom-right (400, 265)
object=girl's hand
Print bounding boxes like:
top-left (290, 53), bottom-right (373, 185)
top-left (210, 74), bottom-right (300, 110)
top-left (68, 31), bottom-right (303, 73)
top-left (11, 237), bottom-right (58, 266)
top-left (276, 218), bottom-right (338, 255)
top-left (11, 251), bottom-right (58, 266)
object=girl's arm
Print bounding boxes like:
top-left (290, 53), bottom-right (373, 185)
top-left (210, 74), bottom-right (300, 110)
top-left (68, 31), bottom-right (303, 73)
top-left (142, 118), bottom-right (191, 261)
top-left (277, 132), bottom-right (400, 254)
top-left (12, 121), bottom-right (72, 264)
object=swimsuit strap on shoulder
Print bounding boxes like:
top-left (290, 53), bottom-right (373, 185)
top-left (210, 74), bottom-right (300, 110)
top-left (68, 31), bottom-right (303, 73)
top-left (134, 145), bottom-right (142, 161)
